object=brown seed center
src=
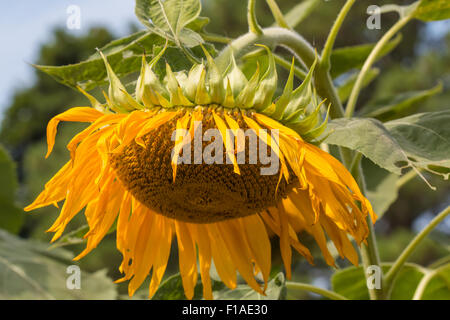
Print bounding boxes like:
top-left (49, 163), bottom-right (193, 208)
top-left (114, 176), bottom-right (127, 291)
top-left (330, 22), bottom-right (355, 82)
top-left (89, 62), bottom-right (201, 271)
top-left (110, 109), bottom-right (295, 223)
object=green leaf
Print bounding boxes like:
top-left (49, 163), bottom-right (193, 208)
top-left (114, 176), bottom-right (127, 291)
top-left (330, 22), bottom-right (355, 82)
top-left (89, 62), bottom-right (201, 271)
top-left (48, 225), bottom-right (90, 249)
top-left (135, 0), bottom-right (203, 47)
top-left (419, 264), bottom-right (450, 300)
top-left (337, 68), bottom-right (380, 103)
top-left (332, 263), bottom-right (424, 300)
top-left (34, 30), bottom-right (213, 93)
top-left (0, 145), bottom-right (17, 200)
top-left (413, 0), bottom-right (450, 21)
top-left (330, 34), bottom-right (402, 78)
top-left (0, 145), bottom-right (23, 234)
top-left (186, 16), bottom-right (210, 33)
top-left (0, 199), bottom-right (24, 236)
top-left (151, 273), bottom-right (208, 300)
top-left (36, 31), bottom-right (166, 91)
top-left (359, 83), bottom-right (443, 121)
top-left (50, 220), bottom-right (118, 250)
top-left (276, 0), bottom-right (320, 29)
top-left (145, 272), bottom-right (224, 300)
top-left (362, 157), bottom-right (398, 218)
top-left (145, 272), bottom-right (285, 300)
top-left (384, 111), bottom-right (450, 179)
top-left (0, 230), bottom-right (117, 299)
top-left (213, 273), bottom-right (286, 300)
top-left (332, 263), bottom-right (450, 300)
top-left (322, 111), bottom-right (450, 180)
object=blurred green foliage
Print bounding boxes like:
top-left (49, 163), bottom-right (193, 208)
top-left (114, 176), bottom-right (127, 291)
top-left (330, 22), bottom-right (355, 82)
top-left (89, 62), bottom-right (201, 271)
top-left (0, 230), bottom-right (118, 299)
top-left (0, 145), bottom-right (23, 233)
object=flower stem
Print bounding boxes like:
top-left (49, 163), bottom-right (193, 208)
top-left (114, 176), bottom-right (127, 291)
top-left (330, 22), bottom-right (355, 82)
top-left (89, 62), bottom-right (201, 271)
top-left (384, 206), bottom-right (450, 292)
top-left (345, 15), bottom-right (412, 118)
top-left (248, 0), bottom-right (263, 35)
top-left (285, 281), bottom-right (349, 300)
top-left (201, 33), bottom-right (231, 44)
top-left (342, 150), bottom-right (384, 300)
top-left (217, 27), bottom-right (344, 118)
top-left (360, 218), bottom-right (384, 299)
top-left (320, 0), bottom-right (356, 71)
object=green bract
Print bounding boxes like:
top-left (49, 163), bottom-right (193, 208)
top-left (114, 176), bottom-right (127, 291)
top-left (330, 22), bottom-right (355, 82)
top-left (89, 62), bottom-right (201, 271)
top-left (94, 42), bottom-right (327, 141)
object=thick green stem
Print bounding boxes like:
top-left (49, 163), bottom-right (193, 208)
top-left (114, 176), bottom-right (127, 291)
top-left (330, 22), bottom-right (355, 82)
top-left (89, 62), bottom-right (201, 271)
top-left (341, 149), bottom-right (384, 300)
top-left (217, 27), bottom-right (343, 118)
top-left (345, 15), bottom-right (412, 117)
top-left (384, 206), bottom-right (450, 292)
top-left (360, 219), bottom-right (384, 299)
top-left (286, 281), bottom-right (349, 300)
top-left (201, 33), bottom-right (231, 44)
top-left (321, 0), bottom-right (356, 70)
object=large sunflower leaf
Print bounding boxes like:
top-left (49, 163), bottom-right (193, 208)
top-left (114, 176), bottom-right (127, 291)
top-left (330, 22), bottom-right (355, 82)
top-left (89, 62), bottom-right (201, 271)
top-left (330, 34), bottom-right (402, 79)
top-left (35, 30), bottom-right (214, 92)
top-left (413, 0), bottom-right (450, 21)
top-left (362, 157), bottom-right (398, 218)
top-left (35, 31), bottom-right (166, 91)
top-left (0, 230), bottom-right (117, 299)
top-left (322, 111), bottom-right (450, 180)
top-left (135, 0), bottom-right (203, 47)
top-left (0, 145), bottom-right (23, 234)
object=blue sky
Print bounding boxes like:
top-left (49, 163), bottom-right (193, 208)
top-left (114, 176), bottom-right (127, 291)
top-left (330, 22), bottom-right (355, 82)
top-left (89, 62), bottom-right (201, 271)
top-left (0, 0), bottom-right (136, 120)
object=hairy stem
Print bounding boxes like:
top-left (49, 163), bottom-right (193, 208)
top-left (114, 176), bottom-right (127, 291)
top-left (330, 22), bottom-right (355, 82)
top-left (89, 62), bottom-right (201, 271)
top-left (286, 281), bottom-right (349, 300)
top-left (217, 27), bottom-right (343, 118)
top-left (384, 206), bottom-right (450, 293)
top-left (201, 33), bottom-right (231, 44)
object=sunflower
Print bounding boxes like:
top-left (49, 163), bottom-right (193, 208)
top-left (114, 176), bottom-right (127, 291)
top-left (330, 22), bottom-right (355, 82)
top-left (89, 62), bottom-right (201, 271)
top-left (25, 44), bottom-right (376, 300)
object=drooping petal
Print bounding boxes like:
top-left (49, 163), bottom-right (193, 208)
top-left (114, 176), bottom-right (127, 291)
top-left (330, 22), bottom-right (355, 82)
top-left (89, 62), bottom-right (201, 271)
top-left (46, 107), bottom-right (103, 158)
top-left (175, 221), bottom-right (198, 300)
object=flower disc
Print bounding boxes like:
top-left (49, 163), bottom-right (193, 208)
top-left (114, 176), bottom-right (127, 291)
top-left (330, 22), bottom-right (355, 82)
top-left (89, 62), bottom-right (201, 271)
top-left (110, 108), bottom-right (295, 223)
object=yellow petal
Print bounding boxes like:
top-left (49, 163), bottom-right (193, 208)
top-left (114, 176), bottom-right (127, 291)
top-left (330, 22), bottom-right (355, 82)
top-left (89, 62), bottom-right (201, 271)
top-left (46, 107), bottom-right (103, 158)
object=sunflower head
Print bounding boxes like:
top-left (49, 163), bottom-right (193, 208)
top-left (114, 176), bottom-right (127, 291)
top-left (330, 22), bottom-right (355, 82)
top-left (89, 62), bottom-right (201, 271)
top-left (25, 44), bottom-right (376, 300)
